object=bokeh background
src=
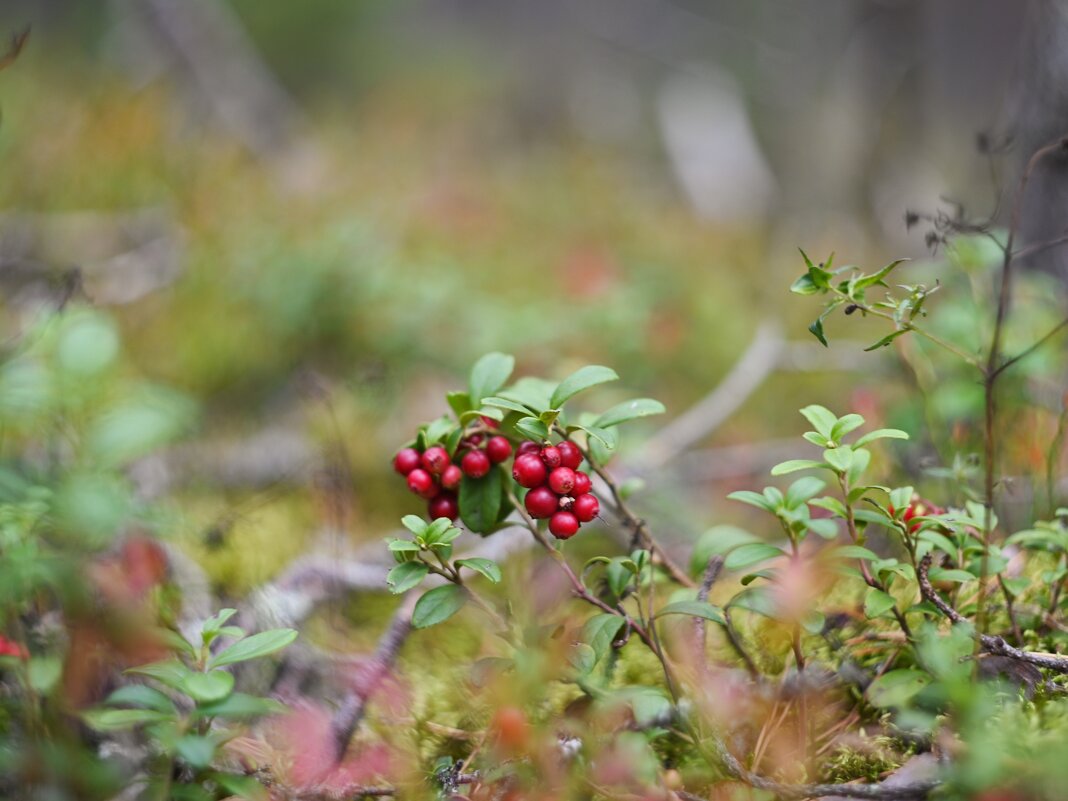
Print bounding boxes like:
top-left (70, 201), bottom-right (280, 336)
top-left (1, 0), bottom-right (1065, 597)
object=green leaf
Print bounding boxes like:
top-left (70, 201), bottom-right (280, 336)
top-left (823, 446), bottom-right (853, 473)
top-left (726, 490), bottom-right (775, 513)
top-left (456, 558), bottom-right (502, 583)
top-left (401, 515), bottom-right (428, 536)
top-left (867, 669), bottom-right (931, 708)
top-left (550, 365), bottom-right (619, 409)
top-left (469, 353), bottom-right (515, 405)
top-left (105, 685), bottom-right (176, 714)
top-left (800, 405), bottom-right (837, 439)
top-left (853, 428), bottom-right (910, 447)
top-left (209, 629), bottom-right (297, 669)
top-left (830, 414), bottom-right (865, 441)
top-left (459, 467), bottom-right (502, 534)
top-left (211, 772), bottom-right (269, 800)
top-left (855, 258), bottom-right (908, 291)
top-left (446, 391), bottom-right (473, 418)
top-left (809, 496), bottom-right (847, 517)
top-left (864, 588), bottom-right (897, 619)
top-left (192, 693), bottom-right (285, 721)
top-left (928, 567), bottom-right (976, 584)
top-left (125, 659), bottom-right (194, 691)
top-left (785, 477), bottom-right (826, 508)
top-left (412, 585), bottom-right (467, 628)
top-left (770, 459), bottom-right (826, 476)
top-left (725, 543), bottom-right (786, 571)
top-left (176, 735), bottom-right (217, 769)
top-left (498, 377), bottom-right (556, 415)
top-left (690, 525), bottom-right (759, 574)
top-left (27, 656), bottom-right (62, 693)
top-left (388, 539), bottom-right (420, 553)
top-left (863, 330), bottom-right (909, 352)
top-left (654, 601), bottom-right (725, 625)
top-left (830, 545), bottom-right (879, 561)
top-left (481, 396), bottom-right (535, 416)
top-left (805, 518), bottom-right (839, 539)
top-left (386, 562), bottom-right (429, 594)
top-left (582, 614), bottom-right (625, 663)
top-left (514, 417), bottom-right (549, 441)
top-left (83, 708), bottom-right (174, 731)
top-left (727, 587), bottom-right (779, 618)
top-left (201, 608), bottom-right (237, 637)
top-left (180, 670), bottom-right (234, 703)
top-left (593, 398), bottom-right (666, 428)
top-left (808, 317), bottom-right (829, 347)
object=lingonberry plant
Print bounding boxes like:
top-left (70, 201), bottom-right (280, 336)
top-left (376, 143), bottom-right (1068, 801)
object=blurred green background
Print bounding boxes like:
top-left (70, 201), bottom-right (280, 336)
top-left (0, 0), bottom-right (1063, 593)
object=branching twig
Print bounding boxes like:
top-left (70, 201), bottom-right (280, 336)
top-left (694, 555), bottom-right (723, 659)
top-left (918, 554), bottom-right (1068, 673)
top-left (330, 593), bottom-right (416, 763)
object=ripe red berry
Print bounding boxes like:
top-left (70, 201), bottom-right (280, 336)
top-left (573, 493), bottom-right (599, 523)
top-left (548, 466), bottom-right (576, 495)
top-left (461, 449), bottom-right (492, 478)
top-left (524, 486), bottom-right (559, 519)
top-left (441, 464), bottom-right (463, 490)
top-left (557, 440), bottom-right (582, 470)
top-left (421, 446), bottom-right (450, 475)
top-left (517, 441), bottom-right (541, 457)
top-left (407, 468), bottom-right (438, 499)
top-left (428, 492), bottom-right (459, 520)
top-left (464, 433), bottom-right (485, 447)
top-left (486, 436), bottom-right (513, 464)
top-left (540, 445), bottom-right (562, 469)
top-left (549, 511), bottom-right (580, 539)
top-left (393, 447), bottom-right (422, 475)
top-left (572, 470), bottom-right (591, 496)
top-left (512, 453), bottom-right (547, 488)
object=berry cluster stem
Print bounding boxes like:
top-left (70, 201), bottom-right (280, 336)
top-left (561, 429), bottom-right (695, 588)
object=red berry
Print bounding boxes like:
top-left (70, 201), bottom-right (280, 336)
top-left (524, 486), bottom-right (559, 519)
top-left (393, 447), bottom-right (422, 475)
top-left (557, 441), bottom-right (582, 470)
top-left (573, 493), bottom-right (599, 523)
top-left (407, 468), bottom-right (438, 499)
top-left (421, 446), bottom-right (450, 475)
top-left (480, 415), bottom-right (500, 429)
top-left (517, 441), bottom-right (541, 457)
top-left (549, 511), bottom-right (580, 539)
top-left (428, 492), bottom-right (459, 520)
top-left (572, 471), bottom-right (591, 495)
top-left (540, 445), bottom-right (562, 469)
top-left (548, 467), bottom-right (576, 495)
top-left (464, 433), bottom-right (485, 447)
top-left (486, 436), bottom-right (513, 464)
top-left (512, 454), bottom-right (547, 488)
top-left (441, 464), bottom-right (463, 490)
top-left (461, 449), bottom-right (492, 478)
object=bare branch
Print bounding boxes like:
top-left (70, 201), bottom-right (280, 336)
top-left (918, 554), bottom-right (1068, 673)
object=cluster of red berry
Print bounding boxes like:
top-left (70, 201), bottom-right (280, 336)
top-left (393, 434), bottom-right (513, 520)
top-left (0, 635), bottom-right (27, 660)
top-left (512, 440), bottom-right (599, 539)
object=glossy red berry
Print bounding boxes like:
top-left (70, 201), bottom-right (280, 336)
top-left (557, 441), bottom-right (582, 470)
top-left (517, 441), bottom-right (541, 457)
top-left (486, 436), bottom-right (513, 464)
top-left (428, 492), bottom-right (459, 520)
top-left (540, 445), bottom-right (562, 469)
top-left (512, 454), bottom-right (547, 488)
top-left (461, 449), bottom-right (492, 478)
top-left (572, 470), bottom-right (591, 496)
top-left (393, 447), bottom-right (422, 475)
top-left (421, 446), bottom-right (450, 475)
top-left (549, 511), bottom-right (580, 539)
top-left (441, 464), bottom-right (463, 490)
top-left (548, 466), bottom-right (576, 495)
top-left (573, 493), bottom-right (599, 523)
top-left (524, 486), bottom-right (559, 519)
top-left (407, 468), bottom-right (438, 499)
